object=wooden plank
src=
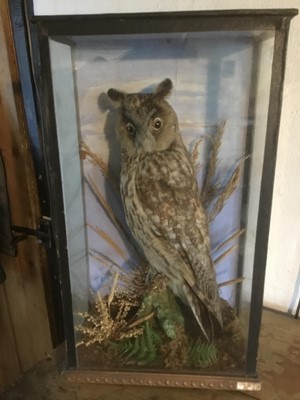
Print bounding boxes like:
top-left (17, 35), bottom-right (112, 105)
top-left (0, 241), bottom-right (52, 372)
top-left (0, 285), bottom-right (21, 391)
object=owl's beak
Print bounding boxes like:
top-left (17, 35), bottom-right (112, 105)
top-left (135, 128), bottom-right (155, 153)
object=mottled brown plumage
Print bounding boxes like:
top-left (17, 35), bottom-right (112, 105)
top-left (107, 79), bottom-right (222, 339)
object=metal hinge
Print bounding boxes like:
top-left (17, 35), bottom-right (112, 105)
top-left (12, 216), bottom-right (52, 248)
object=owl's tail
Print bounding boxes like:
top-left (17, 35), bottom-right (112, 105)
top-left (182, 284), bottom-right (221, 341)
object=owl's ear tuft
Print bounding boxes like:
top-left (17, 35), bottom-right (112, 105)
top-left (107, 88), bottom-right (125, 104)
top-left (155, 78), bottom-right (173, 98)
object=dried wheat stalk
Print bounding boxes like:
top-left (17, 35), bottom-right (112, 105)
top-left (208, 157), bottom-right (245, 222)
top-left (81, 141), bottom-right (109, 177)
top-left (202, 121), bottom-right (226, 203)
top-left (81, 141), bottom-right (119, 193)
top-left (190, 137), bottom-right (203, 171)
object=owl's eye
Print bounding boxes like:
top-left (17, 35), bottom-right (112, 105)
top-left (126, 122), bottom-right (136, 136)
top-left (153, 117), bottom-right (163, 130)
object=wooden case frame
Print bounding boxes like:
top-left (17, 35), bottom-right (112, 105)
top-left (12, 4), bottom-right (298, 390)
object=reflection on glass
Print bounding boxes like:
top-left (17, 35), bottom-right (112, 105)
top-left (49, 31), bottom-right (274, 374)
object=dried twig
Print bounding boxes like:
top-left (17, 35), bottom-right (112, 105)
top-left (218, 277), bottom-right (245, 288)
top-left (214, 245), bottom-right (238, 266)
top-left (87, 174), bottom-right (121, 228)
top-left (90, 224), bottom-right (128, 261)
top-left (127, 311), bottom-right (155, 329)
top-left (108, 272), bottom-right (120, 309)
top-left (86, 174), bottom-right (142, 259)
top-left (89, 249), bottom-right (130, 279)
top-left (213, 229), bottom-right (245, 253)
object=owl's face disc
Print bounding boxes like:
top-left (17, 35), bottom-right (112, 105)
top-left (107, 79), bottom-right (179, 156)
top-left (117, 93), bottom-right (178, 154)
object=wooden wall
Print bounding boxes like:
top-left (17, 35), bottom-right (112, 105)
top-left (0, 0), bottom-right (53, 391)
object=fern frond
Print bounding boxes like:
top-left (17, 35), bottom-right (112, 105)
top-left (114, 321), bottom-right (162, 366)
top-left (188, 339), bottom-right (218, 368)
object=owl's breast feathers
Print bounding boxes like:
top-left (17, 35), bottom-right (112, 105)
top-left (120, 141), bottom-right (223, 331)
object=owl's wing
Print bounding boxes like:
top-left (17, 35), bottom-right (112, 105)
top-left (136, 155), bottom-right (223, 330)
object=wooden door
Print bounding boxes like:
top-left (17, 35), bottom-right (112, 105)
top-left (0, 1), bottom-right (53, 391)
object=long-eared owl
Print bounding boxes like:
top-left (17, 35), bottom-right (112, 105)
top-left (107, 79), bottom-right (222, 339)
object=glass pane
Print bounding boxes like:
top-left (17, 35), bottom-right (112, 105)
top-left (49, 30), bottom-right (275, 374)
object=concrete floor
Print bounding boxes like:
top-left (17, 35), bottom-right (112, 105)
top-left (1, 309), bottom-right (299, 400)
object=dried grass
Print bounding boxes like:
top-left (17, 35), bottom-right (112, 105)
top-left (76, 271), bottom-right (147, 347)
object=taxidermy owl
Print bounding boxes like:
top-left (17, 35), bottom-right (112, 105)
top-left (107, 79), bottom-right (223, 340)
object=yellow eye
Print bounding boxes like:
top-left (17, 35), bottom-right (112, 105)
top-left (126, 122), bottom-right (135, 135)
top-left (153, 117), bottom-right (163, 130)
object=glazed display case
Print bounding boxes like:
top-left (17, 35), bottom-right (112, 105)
top-left (18, 8), bottom-right (297, 391)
